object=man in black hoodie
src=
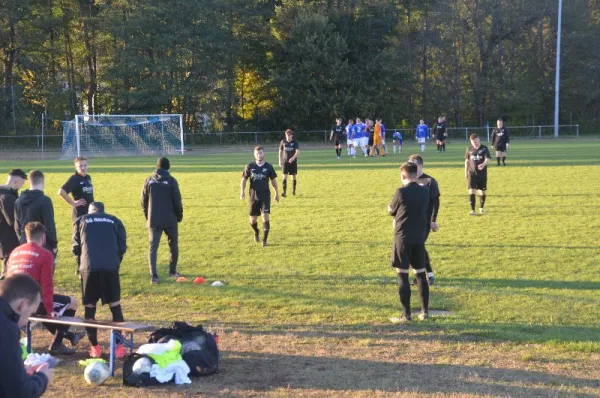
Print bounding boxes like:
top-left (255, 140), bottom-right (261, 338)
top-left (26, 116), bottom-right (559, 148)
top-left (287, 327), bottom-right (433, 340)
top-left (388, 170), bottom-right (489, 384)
top-left (0, 273), bottom-right (54, 397)
top-left (14, 170), bottom-right (58, 261)
top-left (141, 157), bottom-right (183, 284)
top-left (0, 168), bottom-right (27, 279)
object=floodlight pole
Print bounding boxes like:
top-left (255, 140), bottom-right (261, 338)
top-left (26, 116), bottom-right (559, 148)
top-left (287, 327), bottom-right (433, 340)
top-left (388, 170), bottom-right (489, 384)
top-left (553, 0), bottom-right (563, 138)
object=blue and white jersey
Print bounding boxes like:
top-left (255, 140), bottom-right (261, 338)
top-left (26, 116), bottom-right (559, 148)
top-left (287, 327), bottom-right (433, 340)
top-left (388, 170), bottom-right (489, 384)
top-left (392, 131), bottom-right (403, 142)
top-left (353, 123), bottom-right (366, 139)
top-left (416, 124), bottom-right (428, 139)
top-left (346, 124), bottom-right (354, 139)
top-left (380, 123), bottom-right (386, 139)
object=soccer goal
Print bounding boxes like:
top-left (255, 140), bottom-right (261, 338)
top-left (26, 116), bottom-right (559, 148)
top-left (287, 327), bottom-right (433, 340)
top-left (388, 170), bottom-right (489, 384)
top-left (60, 114), bottom-right (184, 159)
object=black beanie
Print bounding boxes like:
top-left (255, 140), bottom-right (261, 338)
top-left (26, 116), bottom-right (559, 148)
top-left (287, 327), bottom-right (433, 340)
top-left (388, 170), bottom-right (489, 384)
top-left (157, 157), bottom-right (170, 170)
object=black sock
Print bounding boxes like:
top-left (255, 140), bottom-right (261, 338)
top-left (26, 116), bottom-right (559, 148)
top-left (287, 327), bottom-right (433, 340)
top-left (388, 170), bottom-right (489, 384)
top-left (282, 180), bottom-right (287, 195)
top-left (497, 157), bottom-right (500, 165)
top-left (424, 249), bottom-right (433, 274)
top-left (470, 194), bottom-right (476, 211)
top-left (416, 272), bottom-right (430, 313)
top-left (502, 157), bottom-right (506, 165)
top-left (110, 305), bottom-right (125, 342)
top-left (480, 195), bottom-right (486, 209)
top-left (293, 179), bottom-right (297, 194)
top-left (437, 144), bottom-right (440, 151)
top-left (84, 306), bottom-right (98, 346)
top-left (442, 143), bottom-right (446, 151)
top-left (263, 221), bottom-right (270, 243)
top-left (250, 222), bottom-right (259, 235)
top-left (397, 273), bottom-right (411, 318)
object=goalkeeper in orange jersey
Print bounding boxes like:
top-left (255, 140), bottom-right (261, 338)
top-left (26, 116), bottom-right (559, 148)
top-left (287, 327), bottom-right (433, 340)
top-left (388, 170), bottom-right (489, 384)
top-left (370, 119), bottom-right (386, 156)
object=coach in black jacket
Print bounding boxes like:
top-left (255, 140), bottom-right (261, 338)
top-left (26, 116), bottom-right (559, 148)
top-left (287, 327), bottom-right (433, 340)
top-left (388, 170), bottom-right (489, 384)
top-left (141, 157), bottom-right (183, 284)
top-left (0, 169), bottom-right (27, 278)
top-left (72, 202), bottom-right (127, 356)
top-left (14, 170), bottom-right (58, 256)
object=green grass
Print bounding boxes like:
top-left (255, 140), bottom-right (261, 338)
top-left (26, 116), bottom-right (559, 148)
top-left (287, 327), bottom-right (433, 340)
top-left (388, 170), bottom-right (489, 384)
top-left (5, 140), bottom-right (600, 352)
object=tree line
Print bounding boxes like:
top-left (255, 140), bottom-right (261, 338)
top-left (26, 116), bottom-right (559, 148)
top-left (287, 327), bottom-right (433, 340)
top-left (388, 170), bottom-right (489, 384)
top-left (1, 0), bottom-right (599, 135)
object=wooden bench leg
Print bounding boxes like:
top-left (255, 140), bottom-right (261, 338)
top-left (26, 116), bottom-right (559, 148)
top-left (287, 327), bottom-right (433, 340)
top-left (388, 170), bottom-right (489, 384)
top-left (26, 321), bottom-right (32, 354)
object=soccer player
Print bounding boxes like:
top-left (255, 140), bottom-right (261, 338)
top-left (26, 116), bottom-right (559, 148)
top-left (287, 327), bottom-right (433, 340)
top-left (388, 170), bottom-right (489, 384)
top-left (392, 130), bottom-right (403, 154)
top-left (380, 119), bottom-right (388, 155)
top-left (0, 168), bottom-right (27, 279)
top-left (353, 118), bottom-right (368, 157)
top-left (370, 119), bottom-right (385, 156)
top-left (72, 202), bottom-right (127, 358)
top-left (0, 273), bottom-right (54, 397)
top-left (345, 119), bottom-right (355, 157)
top-left (433, 115), bottom-right (447, 152)
top-left (366, 119), bottom-right (375, 155)
top-left (14, 171), bottom-right (58, 261)
top-left (491, 118), bottom-right (510, 166)
top-left (278, 129), bottom-right (300, 197)
top-left (330, 118), bottom-right (345, 159)
top-left (465, 134), bottom-right (491, 215)
top-left (7, 222), bottom-right (84, 355)
top-left (240, 146), bottom-right (280, 247)
top-left (58, 156), bottom-right (94, 223)
top-left (416, 120), bottom-right (428, 152)
top-left (388, 163), bottom-right (430, 322)
top-left (408, 155), bottom-right (440, 285)
top-left (141, 157), bottom-right (183, 284)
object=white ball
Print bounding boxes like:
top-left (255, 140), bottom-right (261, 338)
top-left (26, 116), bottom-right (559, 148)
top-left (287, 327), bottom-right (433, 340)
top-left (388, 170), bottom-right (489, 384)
top-left (211, 281), bottom-right (224, 287)
top-left (84, 362), bottom-right (110, 385)
top-left (132, 357), bottom-right (153, 374)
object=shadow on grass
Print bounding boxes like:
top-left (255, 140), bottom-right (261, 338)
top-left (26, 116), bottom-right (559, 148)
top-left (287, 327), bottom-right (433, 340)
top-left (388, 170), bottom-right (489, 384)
top-left (444, 277), bottom-right (600, 291)
top-left (220, 350), bottom-right (600, 396)
top-left (431, 242), bottom-right (599, 250)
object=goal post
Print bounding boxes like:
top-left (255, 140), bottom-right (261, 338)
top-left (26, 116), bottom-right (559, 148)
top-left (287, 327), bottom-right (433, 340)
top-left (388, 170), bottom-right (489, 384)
top-left (61, 114), bottom-right (184, 159)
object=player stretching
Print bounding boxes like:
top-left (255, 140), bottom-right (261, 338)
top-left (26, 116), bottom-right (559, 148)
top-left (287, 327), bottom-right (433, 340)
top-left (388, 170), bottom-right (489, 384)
top-left (388, 163), bottom-right (430, 322)
top-left (433, 116), bottom-right (447, 152)
top-left (465, 134), bottom-right (491, 215)
top-left (491, 118), bottom-right (510, 166)
top-left (392, 130), bottom-right (403, 154)
top-left (278, 129), bottom-right (300, 197)
top-left (416, 120), bottom-right (428, 152)
top-left (345, 119), bottom-right (354, 157)
top-left (330, 119), bottom-right (345, 159)
top-left (409, 155), bottom-right (440, 286)
top-left (241, 146), bottom-right (280, 247)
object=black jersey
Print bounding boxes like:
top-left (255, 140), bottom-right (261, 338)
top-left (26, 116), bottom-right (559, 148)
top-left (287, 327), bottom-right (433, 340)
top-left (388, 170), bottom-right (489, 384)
top-left (465, 145), bottom-right (491, 175)
top-left (242, 161), bottom-right (277, 200)
top-left (331, 124), bottom-right (345, 139)
top-left (434, 122), bottom-right (447, 140)
top-left (417, 173), bottom-right (440, 222)
top-left (388, 182), bottom-right (429, 244)
top-left (61, 173), bottom-right (94, 221)
top-left (279, 139), bottom-right (299, 163)
top-left (491, 127), bottom-right (510, 147)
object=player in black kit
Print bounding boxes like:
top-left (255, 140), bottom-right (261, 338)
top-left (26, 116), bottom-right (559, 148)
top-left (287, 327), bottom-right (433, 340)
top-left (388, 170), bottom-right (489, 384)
top-left (330, 118), bottom-right (345, 159)
top-left (491, 118), bottom-right (510, 166)
top-left (433, 115), bottom-right (448, 152)
top-left (241, 146), bottom-right (280, 247)
top-left (58, 156), bottom-right (94, 223)
top-left (278, 129), bottom-right (300, 197)
top-left (465, 134), bottom-right (491, 215)
top-left (409, 155), bottom-right (440, 286)
top-left (388, 162), bottom-right (430, 322)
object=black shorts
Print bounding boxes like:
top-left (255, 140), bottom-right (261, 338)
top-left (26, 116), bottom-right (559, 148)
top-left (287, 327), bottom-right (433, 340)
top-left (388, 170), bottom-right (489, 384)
top-left (249, 197), bottom-right (271, 216)
top-left (368, 135), bottom-right (374, 146)
top-left (436, 135), bottom-right (446, 142)
top-left (334, 139), bottom-right (342, 146)
top-left (36, 294), bottom-right (72, 316)
top-left (468, 173), bottom-right (487, 191)
top-left (495, 145), bottom-right (507, 152)
top-left (282, 161), bottom-right (297, 176)
top-left (81, 270), bottom-right (121, 306)
top-left (391, 240), bottom-right (426, 270)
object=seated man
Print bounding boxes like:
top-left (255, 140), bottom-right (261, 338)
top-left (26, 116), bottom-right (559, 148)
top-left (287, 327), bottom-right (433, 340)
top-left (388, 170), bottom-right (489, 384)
top-left (7, 222), bottom-right (84, 354)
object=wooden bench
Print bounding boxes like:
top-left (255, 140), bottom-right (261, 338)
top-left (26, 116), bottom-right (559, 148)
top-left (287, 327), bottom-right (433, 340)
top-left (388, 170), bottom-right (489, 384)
top-left (26, 316), bottom-right (154, 376)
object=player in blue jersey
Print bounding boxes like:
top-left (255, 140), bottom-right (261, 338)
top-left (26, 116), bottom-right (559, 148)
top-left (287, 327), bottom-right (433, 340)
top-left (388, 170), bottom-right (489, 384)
top-left (345, 119), bottom-right (355, 157)
top-left (380, 120), bottom-right (388, 155)
top-left (353, 118), bottom-right (369, 158)
top-left (392, 131), bottom-right (403, 154)
top-left (416, 120), bottom-right (428, 153)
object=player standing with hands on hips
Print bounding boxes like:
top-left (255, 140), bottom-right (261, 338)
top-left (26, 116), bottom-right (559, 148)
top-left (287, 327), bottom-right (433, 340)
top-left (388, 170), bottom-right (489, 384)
top-left (278, 129), bottom-right (300, 197)
top-left (58, 157), bottom-right (94, 223)
top-left (491, 118), bottom-right (510, 166)
top-left (241, 146), bottom-right (280, 247)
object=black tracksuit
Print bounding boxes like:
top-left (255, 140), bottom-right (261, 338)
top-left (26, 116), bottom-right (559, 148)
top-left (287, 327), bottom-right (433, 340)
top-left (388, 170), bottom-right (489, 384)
top-left (140, 168), bottom-right (183, 276)
top-left (0, 297), bottom-right (49, 398)
top-left (0, 186), bottom-right (20, 274)
top-left (14, 190), bottom-right (57, 251)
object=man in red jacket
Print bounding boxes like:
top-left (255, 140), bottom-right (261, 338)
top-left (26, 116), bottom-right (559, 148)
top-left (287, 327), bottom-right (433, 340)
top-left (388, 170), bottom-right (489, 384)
top-left (7, 222), bottom-right (84, 354)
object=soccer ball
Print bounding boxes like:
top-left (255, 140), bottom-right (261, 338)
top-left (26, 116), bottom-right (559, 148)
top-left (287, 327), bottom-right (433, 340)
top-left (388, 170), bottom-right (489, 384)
top-left (83, 361), bottom-right (110, 385)
top-left (132, 357), bottom-right (153, 374)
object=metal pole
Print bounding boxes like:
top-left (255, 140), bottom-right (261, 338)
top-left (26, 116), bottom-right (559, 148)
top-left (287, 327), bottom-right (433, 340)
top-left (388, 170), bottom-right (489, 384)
top-left (539, 125), bottom-right (542, 139)
top-left (41, 113), bottom-right (45, 160)
top-left (179, 114), bottom-right (184, 155)
top-left (75, 115), bottom-right (81, 157)
top-left (576, 124), bottom-right (579, 138)
top-left (554, 0), bottom-right (563, 138)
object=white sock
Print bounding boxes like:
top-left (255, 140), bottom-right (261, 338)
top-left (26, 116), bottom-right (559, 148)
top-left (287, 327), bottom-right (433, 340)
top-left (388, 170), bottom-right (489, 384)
top-left (421, 144), bottom-right (425, 152)
top-left (393, 145), bottom-right (397, 153)
top-left (427, 272), bottom-right (434, 277)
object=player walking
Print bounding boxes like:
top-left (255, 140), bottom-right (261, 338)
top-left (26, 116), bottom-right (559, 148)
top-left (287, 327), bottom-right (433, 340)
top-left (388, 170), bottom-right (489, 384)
top-left (330, 119), bottom-right (345, 159)
top-left (416, 120), bottom-right (428, 152)
top-left (433, 116), bottom-right (447, 152)
top-left (465, 134), bottom-right (491, 215)
top-left (241, 146), bottom-right (280, 247)
top-left (278, 129), bottom-right (300, 197)
top-left (491, 118), bottom-right (510, 166)
top-left (388, 163), bottom-right (430, 322)
top-left (58, 157), bottom-right (94, 223)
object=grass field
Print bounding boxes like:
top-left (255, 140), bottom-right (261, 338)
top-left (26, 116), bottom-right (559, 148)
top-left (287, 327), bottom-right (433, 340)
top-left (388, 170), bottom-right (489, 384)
top-left (4, 140), bottom-right (600, 397)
